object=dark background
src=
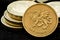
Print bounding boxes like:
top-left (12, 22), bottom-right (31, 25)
top-left (0, 0), bottom-right (60, 40)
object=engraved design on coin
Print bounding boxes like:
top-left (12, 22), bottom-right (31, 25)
top-left (30, 10), bottom-right (52, 33)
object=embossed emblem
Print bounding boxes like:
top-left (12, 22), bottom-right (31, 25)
top-left (31, 10), bottom-right (52, 29)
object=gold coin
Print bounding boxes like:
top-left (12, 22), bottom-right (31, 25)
top-left (22, 4), bottom-right (58, 37)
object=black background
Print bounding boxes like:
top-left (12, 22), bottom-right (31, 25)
top-left (0, 0), bottom-right (60, 40)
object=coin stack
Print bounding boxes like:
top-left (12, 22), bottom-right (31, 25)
top-left (1, 1), bottom-right (36, 29)
top-left (1, 1), bottom-right (59, 37)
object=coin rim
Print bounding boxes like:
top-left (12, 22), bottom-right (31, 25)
top-left (22, 3), bottom-right (58, 37)
top-left (4, 10), bottom-right (22, 23)
top-left (1, 16), bottom-right (22, 29)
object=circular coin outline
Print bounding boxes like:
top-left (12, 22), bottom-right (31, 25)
top-left (22, 3), bottom-right (58, 37)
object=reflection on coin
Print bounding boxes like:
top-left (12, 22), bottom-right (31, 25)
top-left (22, 4), bottom-right (58, 37)
top-left (1, 16), bottom-right (22, 28)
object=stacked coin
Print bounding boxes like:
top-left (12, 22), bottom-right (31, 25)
top-left (1, 1), bottom-right (36, 29)
top-left (46, 1), bottom-right (60, 23)
top-left (1, 1), bottom-right (59, 37)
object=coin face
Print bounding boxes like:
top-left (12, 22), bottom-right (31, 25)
top-left (22, 4), bottom-right (58, 37)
